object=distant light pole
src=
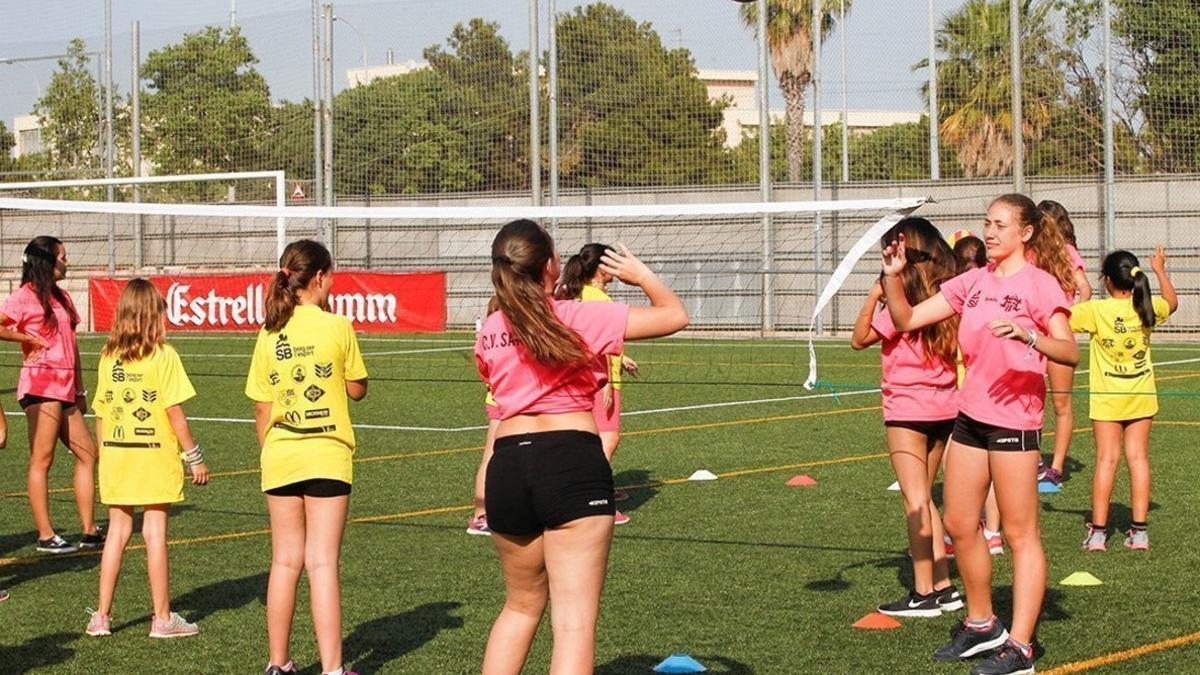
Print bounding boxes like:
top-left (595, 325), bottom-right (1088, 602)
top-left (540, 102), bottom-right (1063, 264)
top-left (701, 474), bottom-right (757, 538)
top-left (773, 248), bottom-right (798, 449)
top-left (334, 15), bottom-right (368, 87)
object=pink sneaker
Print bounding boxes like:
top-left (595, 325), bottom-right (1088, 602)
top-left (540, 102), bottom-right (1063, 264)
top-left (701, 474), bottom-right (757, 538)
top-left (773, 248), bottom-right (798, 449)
top-left (264, 661), bottom-right (297, 675)
top-left (1082, 523), bottom-right (1108, 552)
top-left (466, 514), bottom-right (491, 536)
top-left (943, 535), bottom-right (955, 560)
top-left (85, 609), bottom-right (111, 637)
top-left (614, 510), bottom-right (630, 525)
top-left (149, 612), bottom-right (199, 638)
top-left (986, 531), bottom-right (1004, 556)
top-left (1124, 528), bottom-right (1149, 551)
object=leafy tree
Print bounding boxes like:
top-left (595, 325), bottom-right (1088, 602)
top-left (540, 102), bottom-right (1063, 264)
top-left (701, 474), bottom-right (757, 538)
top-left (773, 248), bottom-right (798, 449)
top-left (33, 38), bottom-right (102, 174)
top-left (141, 27), bottom-right (271, 191)
top-left (0, 121), bottom-right (13, 163)
top-left (556, 3), bottom-right (733, 187)
top-left (741, 1), bottom-right (851, 182)
top-left (919, 0), bottom-right (1065, 177)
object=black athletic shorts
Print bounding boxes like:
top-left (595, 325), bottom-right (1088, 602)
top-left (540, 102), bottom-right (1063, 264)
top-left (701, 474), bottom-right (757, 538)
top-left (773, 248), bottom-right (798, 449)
top-left (952, 413), bottom-right (1041, 452)
top-left (19, 394), bottom-right (77, 410)
top-left (485, 430), bottom-right (615, 536)
top-left (885, 418), bottom-right (956, 441)
top-left (265, 478), bottom-right (352, 498)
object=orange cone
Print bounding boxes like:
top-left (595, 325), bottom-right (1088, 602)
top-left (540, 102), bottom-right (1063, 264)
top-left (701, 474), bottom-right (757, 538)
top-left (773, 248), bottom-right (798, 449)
top-left (787, 474), bottom-right (817, 487)
top-left (853, 612), bottom-right (902, 630)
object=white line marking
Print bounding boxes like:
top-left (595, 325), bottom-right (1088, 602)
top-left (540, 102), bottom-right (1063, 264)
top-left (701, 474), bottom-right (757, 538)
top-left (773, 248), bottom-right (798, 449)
top-left (363, 346), bottom-right (472, 356)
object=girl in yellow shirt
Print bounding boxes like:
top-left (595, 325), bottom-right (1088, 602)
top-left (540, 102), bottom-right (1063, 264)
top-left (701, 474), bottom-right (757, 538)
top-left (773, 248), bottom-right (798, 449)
top-left (246, 239), bottom-right (368, 675)
top-left (86, 279), bottom-right (208, 639)
top-left (1070, 246), bottom-right (1177, 552)
top-left (555, 244), bottom-right (639, 525)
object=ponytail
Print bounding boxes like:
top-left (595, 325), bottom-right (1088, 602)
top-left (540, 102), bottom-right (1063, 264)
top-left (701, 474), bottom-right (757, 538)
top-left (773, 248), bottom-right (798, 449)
top-left (554, 243), bottom-right (612, 300)
top-left (264, 239), bottom-right (333, 332)
top-left (1100, 250), bottom-right (1157, 328)
top-left (993, 193), bottom-right (1075, 294)
top-left (491, 220), bottom-right (589, 366)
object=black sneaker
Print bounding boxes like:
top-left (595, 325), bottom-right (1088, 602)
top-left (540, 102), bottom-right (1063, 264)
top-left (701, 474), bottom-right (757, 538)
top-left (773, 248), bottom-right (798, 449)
top-left (877, 590), bottom-right (942, 618)
top-left (36, 535), bottom-right (77, 554)
top-left (79, 525), bottom-right (106, 550)
top-left (933, 619), bottom-right (1009, 662)
top-left (936, 585), bottom-right (964, 613)
top-left (970, 643), bottom-right (1035, 675)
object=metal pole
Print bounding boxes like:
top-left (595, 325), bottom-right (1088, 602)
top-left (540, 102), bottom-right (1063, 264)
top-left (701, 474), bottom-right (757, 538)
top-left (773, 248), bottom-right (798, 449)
top-left (757, 0), bottom-right (772, 332)
top-left (312, 0), bottom-right (323, 209)
top-left (231, 0), bottom-right (237, 28)
top-left (548, 0), bottom-right (559, 238)
top-left (839, 0), bottom-right (848, 183)
top-left (1102, 0), bottom-right (1115, 255)
top-left (104, 0), bottom-right (115, 274)
top-left (334, 15), bottom-right (368, 86)
top-left (812, 0), bottom-right (824, 335)
top-left (132, 21), bottom-right (143, 269)
top-left (322, 4), bottom-right (335, 253)
top-left (1009, 0), bottom-right (1024, 192)
top-left (528, 0), bottom-right (541, 206)
top-left (928, 0), bottom-right (940, 180)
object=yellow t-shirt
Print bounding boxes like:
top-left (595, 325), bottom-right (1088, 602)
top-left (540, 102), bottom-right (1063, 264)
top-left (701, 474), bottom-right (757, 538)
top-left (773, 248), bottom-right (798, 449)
top-left (580, 284), bottom-right (623, 389)
top-left (245, 305), bottom-right (368, 492)
top-left (92, 345), bottom-right (196, 505)
top-left (1069, 296), bottom-right (1171, 421)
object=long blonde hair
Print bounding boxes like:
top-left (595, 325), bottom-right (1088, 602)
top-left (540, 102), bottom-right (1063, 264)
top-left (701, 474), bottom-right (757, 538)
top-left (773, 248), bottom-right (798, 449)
top-left (102, 278), bottom-right (166, 362)
top-left (993, 193), bottom-right (1076, 295)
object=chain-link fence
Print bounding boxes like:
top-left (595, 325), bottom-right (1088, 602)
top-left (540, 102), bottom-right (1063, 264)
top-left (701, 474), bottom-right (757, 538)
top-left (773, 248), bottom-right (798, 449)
top-left (1, 0), bottom-right (1198, 329)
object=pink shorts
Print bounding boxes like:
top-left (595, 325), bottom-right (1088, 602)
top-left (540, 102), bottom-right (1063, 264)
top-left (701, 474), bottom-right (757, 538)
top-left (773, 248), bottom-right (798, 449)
top-left (591, 387), bottom-right (621, 433)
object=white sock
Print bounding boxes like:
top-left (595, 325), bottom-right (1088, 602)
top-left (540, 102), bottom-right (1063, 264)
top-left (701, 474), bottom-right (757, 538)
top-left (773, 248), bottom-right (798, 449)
top-left (323, 669), bottom-right (345, 675)
top-left (984, 529), bottom-right (1001, 539)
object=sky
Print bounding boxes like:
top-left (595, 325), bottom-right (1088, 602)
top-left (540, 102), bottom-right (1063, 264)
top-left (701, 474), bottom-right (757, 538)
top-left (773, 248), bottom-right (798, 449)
top-left (0, 1), bottom-right (952, 130)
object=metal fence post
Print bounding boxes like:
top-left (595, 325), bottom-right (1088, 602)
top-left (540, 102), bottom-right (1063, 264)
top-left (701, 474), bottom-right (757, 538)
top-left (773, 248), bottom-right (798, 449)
top-left (529, 0), bottom-right (541, 206)
top-left (132, 20), bottom-right (143, 269)
top-left (1102, 0), bottom-right (1116, 256)
top-left (757, 0), bottom-right (772, 332)
top-left (1010, 0), bottom-right (1024, 193)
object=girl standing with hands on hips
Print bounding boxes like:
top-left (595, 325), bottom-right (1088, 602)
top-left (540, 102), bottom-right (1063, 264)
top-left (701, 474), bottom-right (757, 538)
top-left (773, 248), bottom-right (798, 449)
top-left (476, 220), bottom-right (686, 675)
top-left (882, 195), bottom-right (1078, 675)
top-left (246, 240), bottom-right (368, 675)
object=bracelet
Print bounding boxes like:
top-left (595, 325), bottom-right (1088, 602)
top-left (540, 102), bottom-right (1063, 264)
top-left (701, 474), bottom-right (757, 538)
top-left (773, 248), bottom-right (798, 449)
top-left (1026, 330), bottom-right (1038, 349)
top-left (181, 445), bottom-right (205, 467)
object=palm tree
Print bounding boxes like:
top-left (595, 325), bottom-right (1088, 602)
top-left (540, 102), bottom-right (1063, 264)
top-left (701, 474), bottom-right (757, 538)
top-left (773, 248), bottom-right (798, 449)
top-left (740, 1), bottom-right (850, 182)
top-left (918, 0), bottom-right (1065, 177)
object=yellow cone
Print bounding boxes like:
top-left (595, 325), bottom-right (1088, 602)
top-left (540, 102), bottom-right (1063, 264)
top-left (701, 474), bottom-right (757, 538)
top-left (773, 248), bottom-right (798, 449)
top-left (1060, 572), bottom-right (1103, 586)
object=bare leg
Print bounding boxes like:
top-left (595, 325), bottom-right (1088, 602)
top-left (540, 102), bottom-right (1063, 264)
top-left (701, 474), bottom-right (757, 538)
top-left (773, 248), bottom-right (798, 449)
top-left (942, 441), bottom-right (992, 620)
top-left (482, 533), bottom-right (548, 675)
top-left (1122, 418), bottom-right (1153, 524)
top-left (96, 506), bottom-right (134, 616)
top-left (26, 402), bottom-right (63, 540)
top-left (887, 427), bottom-right (938, 595)
top-left (60, 406), bottom-right (99, 534)
top-left (925, 435), bottom-right (951, 590)
top-left (473, 421), bottom-right (499, 519)
top-left (1047, 362), bottom-right (1075, 474)
top-left (983, 484), bottom-right (1001, 533)
top-left (304, 495), bottom-right (349, 674)
top-left (266, 495), bottom-right (306, 669)
top-left (990, 450), bottom-right (1044, 644)
top-left (1090, 421), bottom-right (1124, 527)
top-left (142, 505), bottom-right (171, 621)
top-left (544, 516), bottom-right (614, 675)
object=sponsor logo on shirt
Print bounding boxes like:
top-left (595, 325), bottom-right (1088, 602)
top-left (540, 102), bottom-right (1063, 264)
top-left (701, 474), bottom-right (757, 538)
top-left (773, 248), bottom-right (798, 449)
top-left (112, 361), bottom-right (125, 382)
top-left (304, 384), bottom-right (325, 402)
top-left (135, 427), bottom-right (155, 436)
top-left (588, 499), bottom-right (610, 507)
top-left (966, 291), bottom-right (981, 308)
top-left (291, 364), bottom-right (306, 383)
top-left (1123, 338), bottom-right (1136, 350)
top-left (122, 388), bottom-right (136, 404)
top-left (1000, 295), bottom-right (1023, 312)
top-left (1113, 317), bottom-right (1127, 333)
top-left (133, 407), bottom-right (151, 422)
top-left (142, 390), bottom-right (158, 402)
top-left (279, 388), bottom-right (297, 408)
top-left (284, 410), bottom-right (302, 425)
top-left (113, 425), bottom-right (125, 440)
top-left (268, 370), bottom-right (281, 386)
top-left (275, 334), bottom-right (293, 361)
top-left (315, 363), bottom-right (333, 379)
top-left (305, 408), bottom-right (331, 419)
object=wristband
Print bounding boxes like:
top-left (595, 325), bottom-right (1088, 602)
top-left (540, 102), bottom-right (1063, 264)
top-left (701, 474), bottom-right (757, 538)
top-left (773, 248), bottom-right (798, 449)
top-left (181, 445), bottom-right (205, 467)
top-left (1026, 330), bottom-right (1038, 349)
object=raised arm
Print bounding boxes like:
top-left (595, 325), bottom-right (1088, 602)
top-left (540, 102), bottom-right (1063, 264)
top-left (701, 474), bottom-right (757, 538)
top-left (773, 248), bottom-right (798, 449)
top-left (1150, 244), bottom-right (1178, 314)
top-left (881, 233), bottom-right (957, 331)
top-left (850, 283), bottom-right (885, 350)
top-left (600, 244), bottom-right (688, 340)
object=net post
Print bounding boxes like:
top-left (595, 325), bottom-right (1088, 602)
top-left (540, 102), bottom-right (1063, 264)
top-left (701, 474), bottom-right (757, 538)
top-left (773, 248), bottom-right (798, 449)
top-left (548, 0), bottom-right (559, 238)
top-left (528, 0), bottom-right (541, 207)
top-left (132, 20), bottom-right (143, 270)
top-left (756, 0), bottom-right (772, 333)
top-left (1010, 0), bottom-right (1024, 193)
top-left (1101, 0), bottom-right (1115, 256)
top-left (104, 0), bottom-right (115, 274)
top-left (322, 4), bottom-right (336, 253)
top-left (812, 0), bottom-right (824, 336)
top-left (275, 171), bottom-right (287, 260)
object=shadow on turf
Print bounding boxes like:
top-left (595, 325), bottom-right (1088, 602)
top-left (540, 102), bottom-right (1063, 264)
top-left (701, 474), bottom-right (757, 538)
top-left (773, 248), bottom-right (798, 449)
top-left (804, 554), bottom-right (910, 593)
top-left (613, 469), bottom-right (659, 513)
top-left (1043, 500), bottom-right (1161, 530)
top-left (0, 553), bottom-right (99, 592)
top-left (0, 632), bottom-right (78, 674)
top-left (339, 601), bottom-right (465, 674)
top-left (109, 571), bottom-right (269, 633)
top-left (596, 654), bottom-right (754, 674)
top-left (993, 584), bottom-right (1070, 624)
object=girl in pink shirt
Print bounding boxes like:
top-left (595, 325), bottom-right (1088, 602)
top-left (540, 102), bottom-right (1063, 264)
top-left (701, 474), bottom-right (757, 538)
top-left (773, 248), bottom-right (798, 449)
top-left (1036, 200), bottom-right (1093, 487)
top-left (0, 236), bottom-right (102, 555)
top-left (476, 219), bottom-right (687, 675)
top-left (851, 217), bottom-right (962, 619)
top-left (883, 195), bottom-right (1079, 673)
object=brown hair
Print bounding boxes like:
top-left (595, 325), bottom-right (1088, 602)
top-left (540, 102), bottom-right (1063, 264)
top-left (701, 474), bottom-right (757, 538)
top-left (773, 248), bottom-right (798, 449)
top-left (102, 278), bottom-right (166, 362)
top-left (264, 239), bottom-right (333, 332)
top-left (21, 235), bottom-right (78, 332)
top-left (1038, 200), bottom-right (1077, 247)
top-left (491, 220), bottom-right (589, 366)
top-left (881, 217), bottom-right (959, 368)
top-left (554, 243), bottom-right (613, 300)
top-left (992, 193), bottom-right (1075, 295)
top-left (953, 235), bottom-right (988, 273)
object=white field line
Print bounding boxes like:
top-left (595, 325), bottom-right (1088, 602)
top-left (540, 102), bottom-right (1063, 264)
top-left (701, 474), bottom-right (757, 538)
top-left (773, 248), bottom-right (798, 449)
top-left (4, 358), bottom-right (1197, 434)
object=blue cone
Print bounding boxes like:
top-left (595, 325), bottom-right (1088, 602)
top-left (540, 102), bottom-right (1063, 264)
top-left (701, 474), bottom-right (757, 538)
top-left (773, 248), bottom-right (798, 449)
top-left (653, 652), bottom-right (707, 673)
top-left (1038, 480), bottom-right (1062, 493)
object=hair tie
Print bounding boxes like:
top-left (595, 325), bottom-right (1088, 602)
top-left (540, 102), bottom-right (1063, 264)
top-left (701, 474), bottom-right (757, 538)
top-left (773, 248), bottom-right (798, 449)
top-left (1130, 266), bottom-right (1143, 278)
top-left (492, 255), bottom-right (512, 265)
top-left (280, 268), bottom-right (291, 278)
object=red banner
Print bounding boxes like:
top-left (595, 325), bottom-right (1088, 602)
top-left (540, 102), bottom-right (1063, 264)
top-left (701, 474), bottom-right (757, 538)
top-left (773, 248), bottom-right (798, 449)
top-left (90, 272), bottom-right (445, 333)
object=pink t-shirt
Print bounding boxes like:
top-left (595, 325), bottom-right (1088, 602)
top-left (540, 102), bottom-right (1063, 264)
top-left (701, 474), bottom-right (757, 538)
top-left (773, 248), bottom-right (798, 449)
top-left (475, 299), bottom-right (629, 420)
top-left (940, 264), bottom-right (1071, 430)
top-left (0, 284), bottom-right (81, 401)
top-left (871, 308), bottom-right (957, 422)
top-left (1066, 244), bottom-right (1085, 273)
